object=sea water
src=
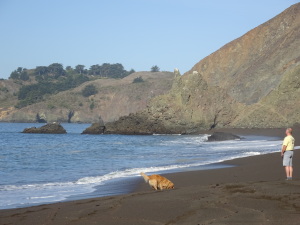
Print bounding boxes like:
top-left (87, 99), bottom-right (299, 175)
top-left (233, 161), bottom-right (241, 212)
top-left (0, 123), bottom-right (282, 209)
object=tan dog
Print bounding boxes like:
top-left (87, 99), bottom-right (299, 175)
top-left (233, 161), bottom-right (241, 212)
top-left (140, 172), bottom-right (174, 190)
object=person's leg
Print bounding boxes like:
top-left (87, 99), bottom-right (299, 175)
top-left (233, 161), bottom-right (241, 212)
top-left (283, 151), bottom-right (293, 179)
top-left (289, 151), bottom-right (293, 179)
top-left (283, 153), bottom-right (289, 179)
top-left (289, 166), bottom-right (293, 178)
top-left (285, 166), bottom-right (290, 178)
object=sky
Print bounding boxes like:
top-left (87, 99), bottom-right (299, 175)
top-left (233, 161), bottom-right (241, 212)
top-left (0, 0), bottom-right (298, 79)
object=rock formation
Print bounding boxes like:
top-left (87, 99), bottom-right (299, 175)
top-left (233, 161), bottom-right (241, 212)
top-left (82, 123), bottom-right (106, 134)
top-left (105, 3), bottom-right (300, 134)
top-left (22, 123), bottom-right (67, 134)
top-left (207, 132), bottom-right (240, 142)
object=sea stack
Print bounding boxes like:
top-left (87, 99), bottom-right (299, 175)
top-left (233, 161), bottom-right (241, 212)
top-left (207, 132), bottom-right (241, 142)
top-left (22, 123), bottom-right (67, 134)
top-left (81, 123), bottom-right (106, 134)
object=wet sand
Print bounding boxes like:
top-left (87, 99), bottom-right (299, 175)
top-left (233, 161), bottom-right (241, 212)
top-left (1, 128), bottom-right (300, 225)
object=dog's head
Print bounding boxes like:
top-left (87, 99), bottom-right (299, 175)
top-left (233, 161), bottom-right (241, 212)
top-left (167, 181), bottom-right (174, 189)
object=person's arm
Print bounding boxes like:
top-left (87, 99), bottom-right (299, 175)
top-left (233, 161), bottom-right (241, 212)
top-left (281, 145), bottom-right (287, 157)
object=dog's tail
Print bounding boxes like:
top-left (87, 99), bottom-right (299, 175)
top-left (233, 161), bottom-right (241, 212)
top-left (140, 172), bottom-right (149, 183)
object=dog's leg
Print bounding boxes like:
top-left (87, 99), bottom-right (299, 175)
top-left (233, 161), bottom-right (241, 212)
top-left (158, 182), bottom-right (163, 190)
top-left (149, 179), bottom-right (158, 190)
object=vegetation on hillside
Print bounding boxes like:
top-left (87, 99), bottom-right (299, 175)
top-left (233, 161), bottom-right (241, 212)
top-left (82, 84), bottom-right (98, 97)
top-left (151, 65), bottom-right (160, 72)
top-left (9, 63), bottom-right (135, 108)
top-left (10, 67), bottom-right (29, 81)
top-left (132, 76), bottom-right (144, 83)
top-left (16, 74), bottom-right (89, 108)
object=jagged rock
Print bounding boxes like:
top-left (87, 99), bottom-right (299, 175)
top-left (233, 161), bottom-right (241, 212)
top-left (207, 132), bottom-right (240, 142)
top-left (174, 68), bottom-right (181, 77)
top-left (104, 112), bottom-right (186, 135)
top-left (82, 123), bottom-right (106, 134)
top-left (22, 123), bottom-right (66, 134)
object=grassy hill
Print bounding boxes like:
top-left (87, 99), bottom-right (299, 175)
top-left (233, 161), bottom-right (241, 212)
top-left (0, 71), bottom-right (175, 123)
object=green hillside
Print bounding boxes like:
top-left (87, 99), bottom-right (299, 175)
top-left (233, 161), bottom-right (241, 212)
top-left (6, 63), bottom-right (134, 108)
top-left (0, 64), bottom-right (175, 123)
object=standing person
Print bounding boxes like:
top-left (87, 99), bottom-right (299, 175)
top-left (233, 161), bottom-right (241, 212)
top-left (281, 128), bottom-right (295, 180)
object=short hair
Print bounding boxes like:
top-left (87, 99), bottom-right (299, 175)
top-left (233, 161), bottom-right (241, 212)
top-left (286, 128), bottom-right (293, 134)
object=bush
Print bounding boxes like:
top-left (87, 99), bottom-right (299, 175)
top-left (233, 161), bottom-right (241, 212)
top-left (82, 84), bottom-right (98, 97)
top-left (151, 65), bottom-right (160, 72)
top-left (132, 76), bottom-right (144, 83)
top-left (90, 101), bottom-right (95, 110)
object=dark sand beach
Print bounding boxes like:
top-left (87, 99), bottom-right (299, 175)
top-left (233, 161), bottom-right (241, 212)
top-left (1, 128), bottom-right (300, 225)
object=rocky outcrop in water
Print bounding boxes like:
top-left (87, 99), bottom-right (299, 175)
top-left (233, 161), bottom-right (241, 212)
top-left (22, 123), bottom-right (67, 134)
top-left (82, 123), bottom-right (106, 134)
top-left (207, 132), bottom-right (240, 142)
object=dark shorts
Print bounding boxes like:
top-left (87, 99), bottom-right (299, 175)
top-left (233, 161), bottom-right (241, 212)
top-left (283, 151), bottom-right (293, 167)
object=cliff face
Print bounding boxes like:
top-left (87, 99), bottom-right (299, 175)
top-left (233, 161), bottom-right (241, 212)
top-left (105, 3), bottom-right (300, 134)
top-left (0, 72), bottom-right (175, 123)
top-left (187, 3), bottom-right (300, 105)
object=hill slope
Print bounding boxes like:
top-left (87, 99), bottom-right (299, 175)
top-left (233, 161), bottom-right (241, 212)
top-left (0, 72), bottom-right (175, 123)
top-left (105, 3), bottom-right (300, 134)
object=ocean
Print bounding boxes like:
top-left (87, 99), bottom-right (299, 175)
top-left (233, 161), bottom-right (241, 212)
top-left (0, 123), bottom-right (282, 210)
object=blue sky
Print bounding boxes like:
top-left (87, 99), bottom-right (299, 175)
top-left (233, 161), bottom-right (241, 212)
top-left (0, 0), bottom-right (298, 79)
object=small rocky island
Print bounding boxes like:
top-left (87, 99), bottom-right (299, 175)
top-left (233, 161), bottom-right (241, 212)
top-left (22, 123), bottom-right (67, 134)
top-left (207, 132), bottom-right (240, 142)
top-left (81, 123), bottom-right (106, 134)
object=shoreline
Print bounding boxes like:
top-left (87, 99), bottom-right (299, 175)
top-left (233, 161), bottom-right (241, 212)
top-left (1, 128), bottom-right (300, 224)
top-left (1, 151), bottom-right (300, 224)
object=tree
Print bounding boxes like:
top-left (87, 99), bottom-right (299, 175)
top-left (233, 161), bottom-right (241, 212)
top-left (99, 63), bottom-right (111, 77)
top-left (151, 65), bottom-right (160, 72)
top-left (9, 71), bottom-right (20, 79)
top-left (48, 63), bottom-right (65, 77)
top-left (75, 65), bottom-right (85, 74)
top-left (35, 66), bottom-right (49, 76)
top-left (89, 64), bottom-right (101, 75)
top-left (9, 67), bottom-right (28, 80)
top-left (82, 84), bottom-right (98, 97)
top-left (87, 63), bottom-right (135, 79)
top-left (104, 63), bottom-right (125, 78)
top-left (17, 67), bottom-right (23, 73)
top-left (20, 71), bottom-right (29, 81)
top-left (66, 66), bottom-right (73, 71)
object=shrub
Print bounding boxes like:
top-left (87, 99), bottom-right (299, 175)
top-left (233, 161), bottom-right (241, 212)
top-left (90, 101), bottom-right (95, 110)
top-left (132, 76), bottom-right (144, 83)
top-left (151, 65), bottom-right (160, 72)
top-left (82, 84), bottom-right (98, 97)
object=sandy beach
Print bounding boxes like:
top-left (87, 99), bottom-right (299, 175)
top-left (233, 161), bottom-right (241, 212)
top-left (1, 128), bottom-right (300, 225)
